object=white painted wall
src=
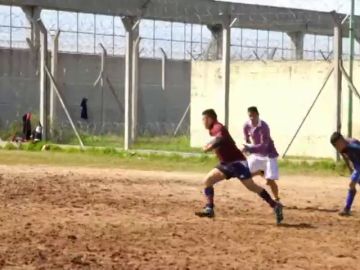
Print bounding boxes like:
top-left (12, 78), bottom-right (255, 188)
top-left (191, 60), bottom-right (360, 158)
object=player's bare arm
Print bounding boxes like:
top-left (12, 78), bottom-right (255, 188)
top-left (203, 136), bottom-right (223, 152)
top-left (341, 153), bottom-right (353, 173)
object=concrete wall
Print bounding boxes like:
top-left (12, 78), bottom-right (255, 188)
top-left (0, 49), bottom-right (39, 129)
top-left (0, 48), bottom-right (190, 136)
top-left (191, 60), bottom-right (360, 159)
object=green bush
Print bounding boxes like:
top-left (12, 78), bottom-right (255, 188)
top-left (4, 143), bottom-right (18, 150)
top-left (102, 147), bottom-right (118, 155)
top-left (45, 144), bottom-right (63, 152)
top-left (0, 121), bottom-right (22, 141)
top-left (20, 142), bottom-right (46, 151)
top-left (63, 147), bottom-right (83, 154)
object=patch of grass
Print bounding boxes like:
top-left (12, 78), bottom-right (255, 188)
top-left (68, 134), bottom-right (123, 148)
top-left (3, 143), bottom-right (18, 151)
top-left (19, 142), bottom-right (46, 151)
top-left (0, 149), bottom-right (215, 173)
top-left (0, 146), bottom-right (350, 177)
top-left (134, 136), bottom-right (200, 152)
top-left (46, 145), bottom-right (63, 152)
top-left (284, 155), bottom-right (332, 161)
top-left (279, 159), bottom-right (348, 176)
top-left (65, 134), bottom-right (199, 153)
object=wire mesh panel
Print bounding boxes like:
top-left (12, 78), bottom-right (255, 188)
top-left (0, 4), bottom-right (343, 61)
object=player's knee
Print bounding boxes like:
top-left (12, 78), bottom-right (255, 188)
top-left (243, 179), bottom-right (260, 193)
top-left (266, 179), bottom-right (276, 186)
top-left (349, 181), bottom-right (357, 190)
top-left (203, 177), bottom-right (212, 187)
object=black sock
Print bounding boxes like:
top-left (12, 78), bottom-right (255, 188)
top-left (259, 189), bottom-right (277, 208)
top-left (204, 187), bottom-right (214, 209)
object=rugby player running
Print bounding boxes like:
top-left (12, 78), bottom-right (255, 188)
top-left (195, 109), bottom-right (284, 224)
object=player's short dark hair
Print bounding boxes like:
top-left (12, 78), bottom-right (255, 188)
top-left (330, 131), bottom-right (344, 146)
top-left (248, 106), bottom-right (259, 115)
top-left (202, 109), bottom-right (217, 120)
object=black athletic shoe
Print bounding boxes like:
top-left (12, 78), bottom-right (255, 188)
top-left (339, 208), bottom-right (351, 217)
top-left (274, 203), bottom-right (284, 225)
top-left (195, 207), bottom-right (215, 218)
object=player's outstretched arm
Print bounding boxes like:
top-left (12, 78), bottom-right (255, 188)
top-left (203, 137), bottom-right (224, 152)
top-left (341, 153), bottom-right (353, 173)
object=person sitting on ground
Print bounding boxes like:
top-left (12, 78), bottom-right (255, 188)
top-left (33, 122), bottom-right (43, 142)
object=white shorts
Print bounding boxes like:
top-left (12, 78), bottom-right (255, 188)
top-left (247, 155), bottom-right (279, 180)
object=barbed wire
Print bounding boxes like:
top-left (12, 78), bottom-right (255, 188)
top-left (0, 5), bottom-right (358, 60)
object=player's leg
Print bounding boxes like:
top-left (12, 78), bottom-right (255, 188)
top-left (266, 180), bottom-right (279, 200)
top-left (339, 173), bottom-right (358, 216)
top-left (231, 161), bottom-right (283, 224)
top-left (249, 155), bottom-right (280, 201)
top-left (241, 178), bottom-right (283, 224)
top-left (247, 154), bottom-right (266, 178)
top-left (195, 168), bottom-right (226, 218)
top-left (241, 178), bottom-right (276, 207)
top-left (265, 158), bottom-right (280, 201)
top-left (202, 168), bottom-right (226, 209)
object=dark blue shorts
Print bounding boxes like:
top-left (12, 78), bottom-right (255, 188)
top-left (216, 160), bottom-right (252, 180)
top-left (351, 170), bottom-right (360, 183)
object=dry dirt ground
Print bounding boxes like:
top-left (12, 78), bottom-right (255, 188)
top-left (0, 165), bottom-right (359, 270)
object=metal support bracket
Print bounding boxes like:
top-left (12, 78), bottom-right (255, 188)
top-left (282, 68), bottom-right (334, 158)
top-left (93, 43), bottom-right (107, 131)
top-left (160, 48), bottom-right (167, 92)
top-left (44, 65), bottom-right (85, 149)
top-left (174, 103), bottom-right (190, 136)
top-left (340, 62), bottom-right (360, 100)
top-left (50, 30), bottom-right (60, 136)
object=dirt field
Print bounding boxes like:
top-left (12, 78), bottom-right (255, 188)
top-left (0, 165), bottom-right (359, 270)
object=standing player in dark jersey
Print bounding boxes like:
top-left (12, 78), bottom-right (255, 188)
top-left (195, 109), bottom-right (284, 224)
top-left (331, 131), bottom-right (360, 216)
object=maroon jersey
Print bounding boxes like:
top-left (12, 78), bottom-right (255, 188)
top-left (209, 122), bottom-right (246, 163)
